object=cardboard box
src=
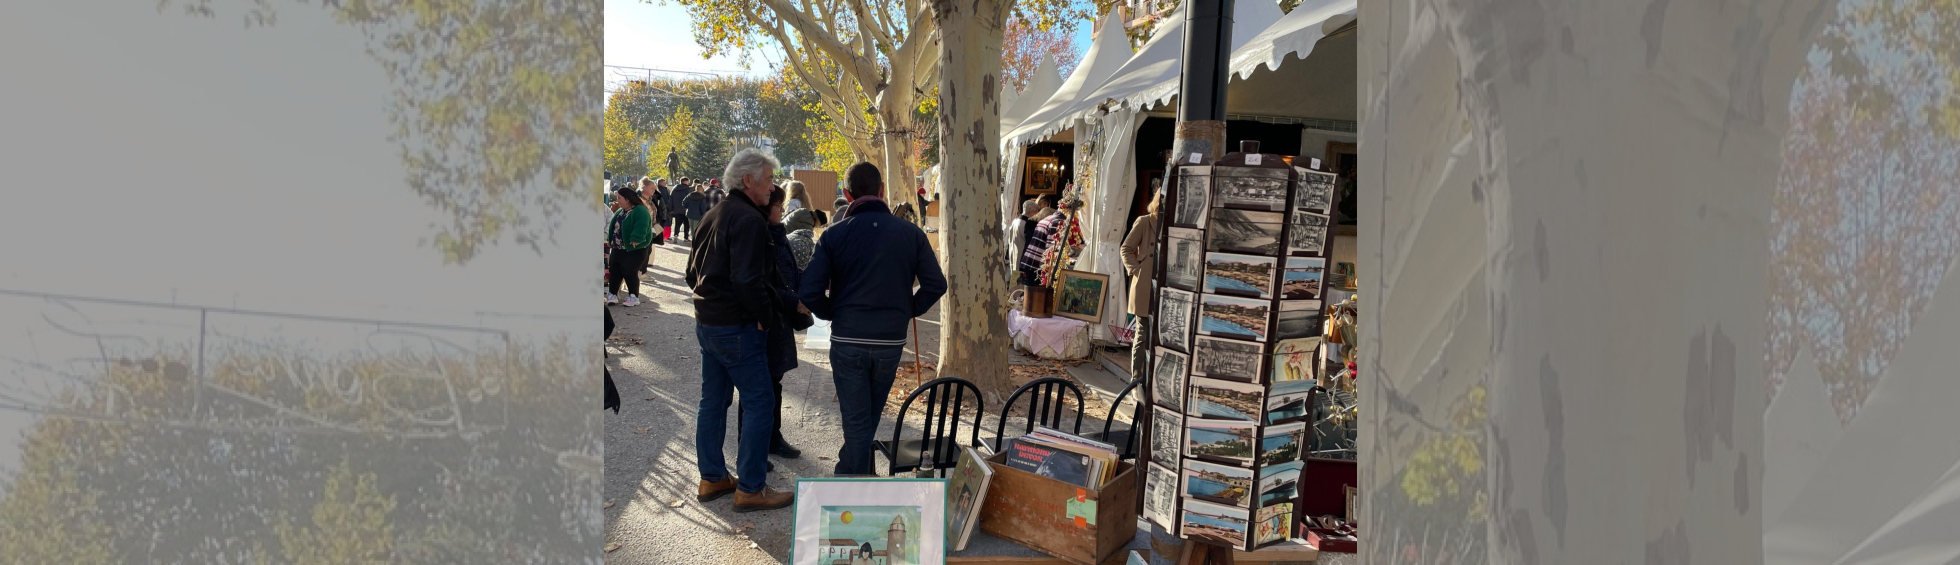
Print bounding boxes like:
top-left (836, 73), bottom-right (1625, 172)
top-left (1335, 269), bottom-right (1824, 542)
top-left (788, 169), bottom-right (840, 213)
top-left (978, 453), bottom-right (1139, 565)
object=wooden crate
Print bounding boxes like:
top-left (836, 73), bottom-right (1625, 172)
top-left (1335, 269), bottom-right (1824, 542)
top-left (978, 453), bottom-right (1140, 565)
top-left (1023, 286), bottom-right (1055, 318)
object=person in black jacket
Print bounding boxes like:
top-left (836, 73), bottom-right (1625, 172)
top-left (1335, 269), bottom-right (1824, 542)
top-left (604, 307), bottom-right (620, 413)
top-left (683, 148), bottom-right (795, 512)
top-left (797, 162), bottom-right (947, 476)
top-left (670, 178), bottom-right (698, 240)
top-left (732, 184), bottom-right (806, 461)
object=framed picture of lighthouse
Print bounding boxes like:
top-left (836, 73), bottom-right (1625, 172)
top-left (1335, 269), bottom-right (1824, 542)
top-left (792, 478), bottom-right (948, 565)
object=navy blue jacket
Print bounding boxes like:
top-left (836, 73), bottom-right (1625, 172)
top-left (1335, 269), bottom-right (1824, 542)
top-left (798, 199), bottom-right (946, 346)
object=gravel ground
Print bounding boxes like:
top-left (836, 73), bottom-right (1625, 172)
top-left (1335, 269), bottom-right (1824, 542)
top-left (602, 239), bottom-right (944, 564)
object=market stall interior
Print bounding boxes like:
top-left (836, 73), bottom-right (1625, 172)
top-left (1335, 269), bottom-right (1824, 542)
top-left (987, 0), bottom-right (1363, 562)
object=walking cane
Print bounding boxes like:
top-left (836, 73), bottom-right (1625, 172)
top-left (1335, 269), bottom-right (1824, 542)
top-left (911, 318), bottom-right (922, 388)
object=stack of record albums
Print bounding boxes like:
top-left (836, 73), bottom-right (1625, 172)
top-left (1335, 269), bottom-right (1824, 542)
top-left (1142, 141), bottom-right (1339, 552)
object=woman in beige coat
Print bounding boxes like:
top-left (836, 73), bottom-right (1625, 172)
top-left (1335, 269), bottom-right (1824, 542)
top-left (1119, 190), bottom-right (1163, 380)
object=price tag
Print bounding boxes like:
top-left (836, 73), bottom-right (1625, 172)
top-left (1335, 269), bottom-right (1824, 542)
top-left (1246, 154), bottom-right (1263, 166)
top-left (1310, 158), bottom-right (1322, 169)
top-left (1188, 153), bottom-right (1201, 164)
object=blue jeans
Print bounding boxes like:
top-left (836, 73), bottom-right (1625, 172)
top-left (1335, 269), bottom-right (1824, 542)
top-left (829, 341), bottom-right (904, 476)
top-left (695, 323), bottom-right (776, 493)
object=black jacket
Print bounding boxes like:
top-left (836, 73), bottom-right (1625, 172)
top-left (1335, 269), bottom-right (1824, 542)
top-left (604, 308), bottom-right (620, 413)
top-left (766, 224), bottom-right (802, 375)
top-left (797, 199), bottom-right (947, 345)
top-left (685, 189), bottom-right (779, 328)
top-left (668, 185), bottom-right (694, 212)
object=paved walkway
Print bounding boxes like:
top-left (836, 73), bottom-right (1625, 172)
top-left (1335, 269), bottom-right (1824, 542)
top-left (602, 238), bottom-right (949, 564)
top-left (602, 234), bottom-right (1159, 564)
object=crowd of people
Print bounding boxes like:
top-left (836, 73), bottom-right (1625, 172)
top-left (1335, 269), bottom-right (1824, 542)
top-left (604, 151), bottom-right (945, 513)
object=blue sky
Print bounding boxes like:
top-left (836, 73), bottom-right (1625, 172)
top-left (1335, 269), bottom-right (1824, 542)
top-left (606, 0), bottom-right (1092, 77)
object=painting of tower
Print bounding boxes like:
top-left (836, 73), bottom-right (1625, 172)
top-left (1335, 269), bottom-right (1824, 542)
top-left (886, 514), bottom-right (909, 565)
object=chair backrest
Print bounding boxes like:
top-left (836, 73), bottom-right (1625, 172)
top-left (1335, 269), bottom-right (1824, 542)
top-left (993, 377), bottom-right (1086, 452)
top-left (888, 377), bottom-right (986, 470)
top-left (1100, 376), bottom-right (1144, 459)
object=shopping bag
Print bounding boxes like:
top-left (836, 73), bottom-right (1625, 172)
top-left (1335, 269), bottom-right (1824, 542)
top-left (804, 318), bottom-right (831, 351)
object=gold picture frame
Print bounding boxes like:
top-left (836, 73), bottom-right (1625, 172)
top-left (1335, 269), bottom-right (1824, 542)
top-left (1052, 269), bottom-right (1109, 324)
top-left (1023, 156), bottom-right (1063, 196)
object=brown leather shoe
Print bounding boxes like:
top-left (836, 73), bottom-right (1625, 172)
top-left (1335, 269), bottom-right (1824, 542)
top-left (697, 477), bottom-right (738, 502)
top-left (732, 486), bottom-right (794, 513)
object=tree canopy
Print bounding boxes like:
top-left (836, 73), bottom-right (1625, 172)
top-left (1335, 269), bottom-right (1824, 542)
top-left (158, 0), bottom-right (602, 264)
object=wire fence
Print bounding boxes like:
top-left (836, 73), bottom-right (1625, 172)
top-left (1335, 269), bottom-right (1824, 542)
top-left (0, 288), bottom-right (537, 440)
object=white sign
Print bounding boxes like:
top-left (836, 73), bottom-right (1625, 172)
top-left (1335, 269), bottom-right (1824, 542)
top-left (1247, 154), bottom-right (1263, 166)
top-left (1310, 158), bottom-right (1323, 169)
top-left (1189, 152), bottom-right (1202, 164)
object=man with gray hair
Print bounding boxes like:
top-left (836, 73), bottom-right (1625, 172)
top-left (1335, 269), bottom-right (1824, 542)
top-left (684, 148), bottom-right (795, 512)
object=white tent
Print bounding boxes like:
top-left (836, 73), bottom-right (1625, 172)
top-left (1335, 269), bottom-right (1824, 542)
top-left (1002, 10), bottom-right (1136, 150)
top-left (1066, 0), bottom-right (1286, 119)
top-left (997, 55), bottom-right (1065, 234)
top-left (999, 54), bottom-right (1062, 135)
top-left (1018, 0), bottom-right (1357, 343)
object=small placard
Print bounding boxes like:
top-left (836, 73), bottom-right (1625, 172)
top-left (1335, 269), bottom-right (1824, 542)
top-left (1310, 158), bottom-right (1322, 169)
top-left (1189, 152), bottom-right (1202, 164)
top-left (1246, 154), bottom-right (1263, 166)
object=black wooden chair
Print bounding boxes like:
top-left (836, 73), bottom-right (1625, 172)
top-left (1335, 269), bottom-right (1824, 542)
top-left (875, 377), bottom-right (985, 476)
top-left (1082, 376), bottom-right (1144, 460)
top-left (992, 377), bottom-right (1086, 453)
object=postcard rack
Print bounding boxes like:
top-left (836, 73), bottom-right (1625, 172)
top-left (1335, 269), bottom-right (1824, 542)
top-left (1136, 140), bottom-right (1344, 553)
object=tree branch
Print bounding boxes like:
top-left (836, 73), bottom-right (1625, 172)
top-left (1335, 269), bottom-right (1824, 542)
top-left (755, 0), bottom-right (885, 88)
top-left (843, 0), bottom-right (896, 54)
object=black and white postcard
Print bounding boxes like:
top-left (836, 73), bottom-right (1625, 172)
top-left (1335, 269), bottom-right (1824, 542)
top-left (1173, 168), bottom-right (1211, 228)
top-left (1166, 227), bottom-right (1206, 291)
top-left (1152, 347), bottom-right (1189, 410)
top-left (1158, 288), bottom-right (1196, 352)
top-left (1294, 167), bottom-right (1337, 213)
top-left (1286, 210), bottom-right (1330, 256)
top-left (1275, 299), bottom-right (1321, 341)
top-left (1212, 169), bottom-right (1289, 212)
top-left (1192, 335), bottom-right (1263, 383)
top-left (1207, 209), bottom-right (1285, 255)
top-left (1151, 405), bottom-right (1185, 466)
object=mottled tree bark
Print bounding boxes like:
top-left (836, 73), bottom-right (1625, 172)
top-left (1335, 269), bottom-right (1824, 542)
top-left (929, 0), bottom-right (1013, 398)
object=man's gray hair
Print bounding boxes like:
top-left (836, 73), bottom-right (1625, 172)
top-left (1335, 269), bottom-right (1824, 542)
top-left (722, 148), bottom-right (780, 190)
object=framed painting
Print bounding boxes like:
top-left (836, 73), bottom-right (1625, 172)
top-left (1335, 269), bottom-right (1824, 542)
top-left (1023, 156), bottom-right (1062, 196)
top-left (792, 478), bottom-right (948, 565)
top-left (1053, 269), bottom-right (1110, 324)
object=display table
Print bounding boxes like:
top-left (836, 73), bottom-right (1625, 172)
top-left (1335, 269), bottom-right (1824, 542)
top-left (1007, 309), bottom-right (1092, 360)
top-left (949, 520), bottom-right (1323, 564)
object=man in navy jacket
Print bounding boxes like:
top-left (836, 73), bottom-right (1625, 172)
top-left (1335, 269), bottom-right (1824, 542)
top-left (798, 162), bottom-right (947, 476)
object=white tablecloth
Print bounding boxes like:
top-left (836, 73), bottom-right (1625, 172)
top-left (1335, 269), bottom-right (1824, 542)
top-left (1007, 310), bottom-right (1091, 360)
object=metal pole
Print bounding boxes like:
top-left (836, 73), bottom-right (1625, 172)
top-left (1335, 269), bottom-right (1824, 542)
top-left (195, 308), bottom-right (207, 422)
top-left (1167, 0), bottom-right (1235, 168)
top-left (1154, 2), bottom-right (1234, 561)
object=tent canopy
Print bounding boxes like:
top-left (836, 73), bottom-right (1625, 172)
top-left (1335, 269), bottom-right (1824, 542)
top-left (999, 54), bottom-right (1063, 134)
top-left (1073, 0), bottom-right (1282, 120)
top-left (1231, 0), bottom-right (1357, 80)
top-left (1007, 0), bottom-right (1358, 145)
top-left (1002, 9), bottom-right (1134, 149)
